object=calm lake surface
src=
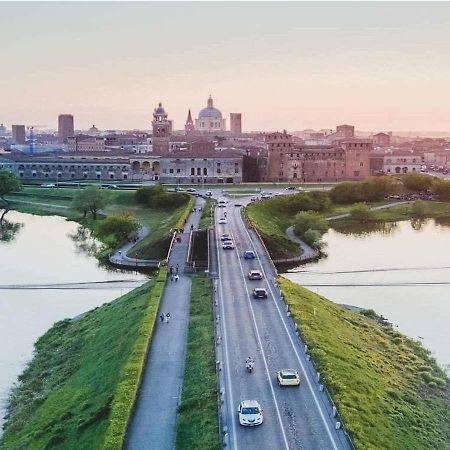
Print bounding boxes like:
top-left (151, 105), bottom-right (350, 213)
top-left (285, 219), bottom-right (450, 373)
top-left (0, 211), bottom-right (147, 428)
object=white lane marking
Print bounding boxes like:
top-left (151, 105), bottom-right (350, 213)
top-left (215, 212), bottom-right (239, 450)
top-left (237, 210), bottom-right (341, 450)
top-left (228, 215), bottom-right (290, 450)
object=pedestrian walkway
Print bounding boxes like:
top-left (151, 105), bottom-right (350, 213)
top-left (125, 197), bottom-right (205, 450)
top-left (109, 226), bottom-right (161, 268)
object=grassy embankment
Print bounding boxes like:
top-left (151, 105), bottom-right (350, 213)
top-left (198, 198), bottom-right (216, 230)
top-left (331, 201), bottom-right (450, 230)
top-left (175, 276), bottom-right (219, 450)
top-left (246, 195), bottom-right (450, 259)
top-left (6, 187), bottom-right (194, 261)
top-left (279, 277), bottom-right (450, 450)
top-left (0, 270), bottom-right (167, 450)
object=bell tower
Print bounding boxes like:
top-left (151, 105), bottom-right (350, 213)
top-left (152, 102), bottom-right (172, 153)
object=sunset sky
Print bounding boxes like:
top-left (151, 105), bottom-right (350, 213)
top-left (1, 2), bottom-right (449, 133)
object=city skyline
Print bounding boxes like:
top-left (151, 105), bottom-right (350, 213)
top-left (1, 2), bottom-right (450, 132)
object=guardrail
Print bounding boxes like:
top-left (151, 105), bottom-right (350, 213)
top-left (242, 207), bottom-right (356, 449)
top-left (274, 281), bottom-right (357, 450)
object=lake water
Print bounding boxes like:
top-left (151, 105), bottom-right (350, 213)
top-left (0, 211), bottom-right (147, 428)
top-left (285, 219), bottom-right (450, 373)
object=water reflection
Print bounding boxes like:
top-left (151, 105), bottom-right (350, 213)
top-left (0, 210), bottom-right (23, 243)
top-left (332, 220), bottom-right (398, 236)
top-left (69, 225), bottom-right (101, 258)
top-left (285, 219), bottom-right (450, 371)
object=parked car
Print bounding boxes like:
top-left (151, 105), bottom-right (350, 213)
top-left (243, 250), bottom-right (256, 259)
top-left (205, 191), bottom-right (212, 197)
top-left (248, 270), bottom-right (263, 280)
top-left (250, 197), bottom-right (259, 202)
top-left (253, 288), bottom-right (268, 299)
top-left (285, 186), bottom-right (296, 190)
top-left (186, 188), bottom-right (196, 192)
top-left (238, 400), bottom-right (263, 427)
top-left (277, 369), bottom-right (300, 386)
top-left (176, 187), bottom-right (185, 192)
top-left (222, 241), bottom-right (234, 250)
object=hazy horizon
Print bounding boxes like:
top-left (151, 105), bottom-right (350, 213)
top-left (1, 2), bottom-right (450, 133)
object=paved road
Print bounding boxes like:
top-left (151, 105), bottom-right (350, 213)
top-left (214, 202), bottom-right (351, 450)
top-left (125, 197), bottom-right (205, 450)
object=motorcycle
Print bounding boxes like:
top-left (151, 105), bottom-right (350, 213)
top-left (246, 359), bottom-right (254, 373)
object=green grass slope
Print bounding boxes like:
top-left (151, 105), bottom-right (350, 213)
top-left (0, 280), bottom-right (158, 450)
top-left (279, 277), bottom-right (450, 450)
top-left (245, 199), bottom-right (300, 259)
top-left (176, 276), bottom-right (219, 450)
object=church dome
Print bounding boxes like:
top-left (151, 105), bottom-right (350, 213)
top-left (199, 107), bottom-right (222, 119)
top-left (198, 95), bottom-right (222, 119)
top-left (154, 102), bottom-right (166, 115)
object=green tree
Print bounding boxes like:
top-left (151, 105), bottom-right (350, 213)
top-left (72, 186), bottom-right (108, 220)
top-left (350, 203), bottom-right (375, 223)
top-left (403, 173), bottom-right (434, 191)
top-left (303, 228), bottom-right (323, 249)
top-left (411, 200), bottom-right (428, 217)
top-left (0, 171), bottom-right (22, 206)
top-left (294, 211), bottom-right (328, 236)
top-left (362, 176), bottom-right (399, 201)
top-left (330, 182), bottom-right (365, 203)
top-left (136, 185), bottom-right (187, 209)
top-left (432, 179), bottom-right (450, 201)
top-left (96, 213), bottom-right (140, 244)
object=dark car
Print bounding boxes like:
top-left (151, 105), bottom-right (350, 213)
top-left (221, 234), bottom-right (232, 241)
top-left (253, 288), bottom-right (268, 299)
top-left (285, 186), bottom-right (296, 190)
top-left (243, 250), bottom-right (256, 259)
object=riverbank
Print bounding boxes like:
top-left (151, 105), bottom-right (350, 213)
top-left (0, 280), bottom-right (161, 449)
top-left (246, 194), bottom-right (450, 260)
top-left (279, 277), bottom-right (450, 450)
top-left (6, 187), bottom-right (193, 262)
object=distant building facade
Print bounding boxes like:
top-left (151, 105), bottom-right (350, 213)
top-left (12, 125), bottom-right (26, 144)
top-left (264, 131), bottom-right (371, 182)
top-left (373, 132), bottom-right (391, 147)
top-left (58, 114), bottom-right (74, 143)
top-left (67, 136), bottom-right (106, 152)
top-left (230, 113), bottom-right (242, 134)
top-left (336, 124), bottom-right (355, 139)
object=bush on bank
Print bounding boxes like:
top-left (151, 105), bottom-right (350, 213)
top-left (135, 185), bottom-right (189, 209)
top-left (330, 176), bottom-right (398, 203)
top-left (102, 268), bottom-right (167, 450)
top-left (0, 276), bottom-right (164, 450)
top-left (279, 277), bottom-right (450, 450)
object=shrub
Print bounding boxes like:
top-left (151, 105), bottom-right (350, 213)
top-left (403, 173), bottom-right (434, 191)
top-left (96, 213), bottom-right (141, 246)
top-left (349, 203), bottom-right (375, 223)
top-left (135, 185), bottom-right (188, 209)
top-left (330, 177), bottom-right (398, 203)
top-left (294, 211), bottom-right (328, 236)
top-left (431, 179), bottom-right (450, 201)
top-left (303, 229), bottom-right (323, 248)
top-left (411, 200), bottom-right (428, 217)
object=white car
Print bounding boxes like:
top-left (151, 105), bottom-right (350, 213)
top-left (277, 369), bottom-right (300, 386)
top-left (238, 400), bottom-right (263, 426)
top-left (218, 218), bottom-right (227, 224)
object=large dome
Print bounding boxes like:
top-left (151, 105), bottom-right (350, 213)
top-left (198, 106), bottom-right (222, 119)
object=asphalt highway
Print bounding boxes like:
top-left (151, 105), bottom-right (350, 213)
top-left (214, 199), bottom-right (352, 450)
